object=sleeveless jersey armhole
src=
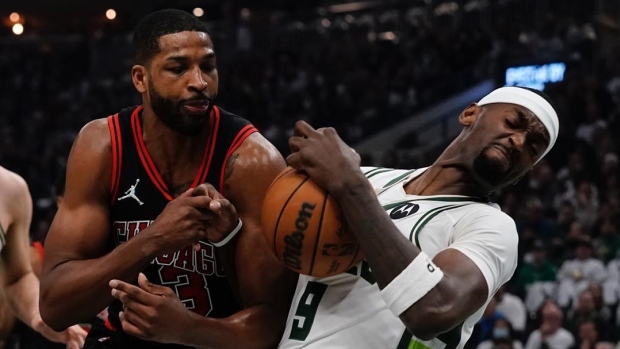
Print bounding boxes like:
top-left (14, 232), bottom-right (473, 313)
top-left (107, 114), bottom-right (123, 204)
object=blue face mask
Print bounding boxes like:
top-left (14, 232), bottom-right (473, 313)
top-left (493, 327), bottom-right (510, 339)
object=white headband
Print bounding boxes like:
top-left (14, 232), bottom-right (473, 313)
top-left (478, 86), bottom-right (559, 162)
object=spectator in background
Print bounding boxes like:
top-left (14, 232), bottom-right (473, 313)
top-left (556, 201), bottom-right (577, 240)
top-left (571, 180), bottom-right (600, 232)
top-left (527, 159), bottom-right (557, 209)
top-left (477, 318), bottom-right (524, 349)
top-left (557, 236), bottom-right (607, 309)
top-left (555, 152), bottom-right (587, 210)
top-left (518, 197), bottom-right (556, 242)
top-left (594, 342), bottom-right (614, 349)
top-left (496, 286), bottom-right (527, 338)
top-left (518, 240), bottom-right (558, 314)
top-left (475, 297), bottom-right (507, 346)
top-left (566, 290), bottom-right (609, 341)
top-left (575, 102), bottom-right (608, 146)
top-left (593, 219), bottom-right (620, 263)
top-left (571, 321), bottom-right (600, 349)
top-left (525, 302), bottom-right (575, 349)
top-left (587, 283), bottom-right (612, 324)
top-left (603, 252), bottom-right (620, 321)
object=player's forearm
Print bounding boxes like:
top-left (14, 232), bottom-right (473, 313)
top-left (40, 233), bottom-right (158, 330)
top-left (180, 305), bottom-right (285, 349)
top-left (5, 271), bottom-right (41, 328)
top-left (330, 178), bottom-right (463, 339)
top-left (214, 235), bottom-right (242, 304)
top-left (331, 177), bottom-right (421, 287)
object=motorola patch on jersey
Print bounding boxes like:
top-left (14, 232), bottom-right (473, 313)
top-left (389, 202), bottom-right (420, 219)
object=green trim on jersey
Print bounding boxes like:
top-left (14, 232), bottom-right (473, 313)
top-left (382, 170), bottom-right (417, 188)
top-left (366, 169), bottom-right (395, 179)
top-left (0, 223), bottom-right (6, 251)
top-left (363, 167), bottom-right (386, 176)
top-left (382, 197), bottom-right (486, 212)
top-left (408, 341), bottom-right (432, 349)
top-left (396, 323), bottom-right (462, 349)
top-left (437, 323), bottom-right (463, 349)
top-left (396, 332), bottom-right (431, 349)
top-left (411, 204), bottom-right (468, 247)
top-left (396, 331), bottom-right (413, 349)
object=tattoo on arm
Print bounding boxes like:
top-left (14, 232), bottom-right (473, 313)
top-left (223, 154), bottom-right (240, 192)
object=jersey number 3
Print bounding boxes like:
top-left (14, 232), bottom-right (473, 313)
top-left (289, 281), bottom-right (328, 341)
top-left (158, 267), bottom-right (213, 316)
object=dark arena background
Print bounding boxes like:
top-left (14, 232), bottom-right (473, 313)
top-left (0, 0), bottom-right (619, 348)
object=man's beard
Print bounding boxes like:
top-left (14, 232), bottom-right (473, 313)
top-left (148, 81), bottom-right (213, 136)
top-left (472, 145), bottom-right (511, 187)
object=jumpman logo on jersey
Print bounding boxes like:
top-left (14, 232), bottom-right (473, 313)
top-left (118, 179), bottom-right (144, 206)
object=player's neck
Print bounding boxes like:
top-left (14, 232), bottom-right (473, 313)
top-left (140, 107), bottom-right (209, 166)
top-left (404, 144), bottom-right (491, 198)
top-left (403, 165), bottom-right (488, 198)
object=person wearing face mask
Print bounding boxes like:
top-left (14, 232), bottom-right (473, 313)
top-left (476, 318), bottom-right (523, 349)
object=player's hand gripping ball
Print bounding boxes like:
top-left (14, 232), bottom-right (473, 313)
top-left (261, 167), bottom-right (363, 277)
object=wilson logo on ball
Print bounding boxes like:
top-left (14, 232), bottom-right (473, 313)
top-left (283, 202), bottom-right (316, 270)
top-left (389, 202), bottom-right (420, 219)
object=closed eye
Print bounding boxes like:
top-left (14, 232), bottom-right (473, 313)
top-left (167, 66), bottom-right (186, 75)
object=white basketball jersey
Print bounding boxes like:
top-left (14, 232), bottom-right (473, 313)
top-left (278, 167), bottom-right (518, 349)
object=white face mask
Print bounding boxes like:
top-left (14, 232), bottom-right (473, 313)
top-left (493, 327), bottom-right (510, 339)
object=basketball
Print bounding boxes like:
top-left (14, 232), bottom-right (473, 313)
top-left (261, 167), bottom-right (363, 277)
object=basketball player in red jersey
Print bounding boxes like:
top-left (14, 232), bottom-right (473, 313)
top-left (0, 167), bottom-right (87, 349)
top-left (40, 9), bottom-right (296, 349)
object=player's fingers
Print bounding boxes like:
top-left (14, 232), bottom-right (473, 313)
top-left (286, 153), bottom-right (302, 170)
top-left (65, 339), bottom-right (81, 349)
top-left (110, 280), bottom-right (157, 304)
top-left (178, 187), bottom-right (194, 198)
top-left (294, 120), bottom-right (319, 138)
top-left (69, 325), bottom-right (88, 341)
top-left (288, 136), bottom-right (306, 153)
top-left (137, 273), bottom-right (172, 297)
top-left (68, 327), bottom-right (86, 349)
top-left (184, 195), bottom-right (214, 210)
top-left (119, 311), bottom-right (148, 339)
top-left (192, 183), bottom-right (219, 198)
top-left (208, 199), bottom-right (236, 216)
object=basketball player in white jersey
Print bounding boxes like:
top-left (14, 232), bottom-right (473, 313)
top-left (281, 86), bottom-right (559, 349)
top-left (0, 167), bottom-right (87, 348)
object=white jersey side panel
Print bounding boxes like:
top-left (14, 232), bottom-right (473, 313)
top-left (279, 167), bottom-right (518, 349)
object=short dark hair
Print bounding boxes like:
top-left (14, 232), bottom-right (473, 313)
top-left (133, 9), bottom-right (211, 65)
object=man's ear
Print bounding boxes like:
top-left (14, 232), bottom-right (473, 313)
top-left (459, 103), bottom-right (483, 127)
top-left (132, 65), bottom-right (148, 94)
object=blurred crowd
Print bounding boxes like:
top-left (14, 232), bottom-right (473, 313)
top-left (0, 2), bottom-right (619, 349)
top-left (461, 16), bottom-right (620, 349)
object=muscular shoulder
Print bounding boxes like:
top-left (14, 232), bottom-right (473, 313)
top-left (229, 133), bottom-right (284, 173)
top-left (223, 132), bottom-right (285, 205)
top-left (452, 204), bottom-right (517, 237)
top-left (72, 118), bottom-right (111, 154)
top-left (449, 204), bottom-right (518, 293)
top-left (63, 118), bottom-right (113, 204)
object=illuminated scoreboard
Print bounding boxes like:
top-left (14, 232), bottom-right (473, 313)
top-left (504, 62), bottom-right (567, 91)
